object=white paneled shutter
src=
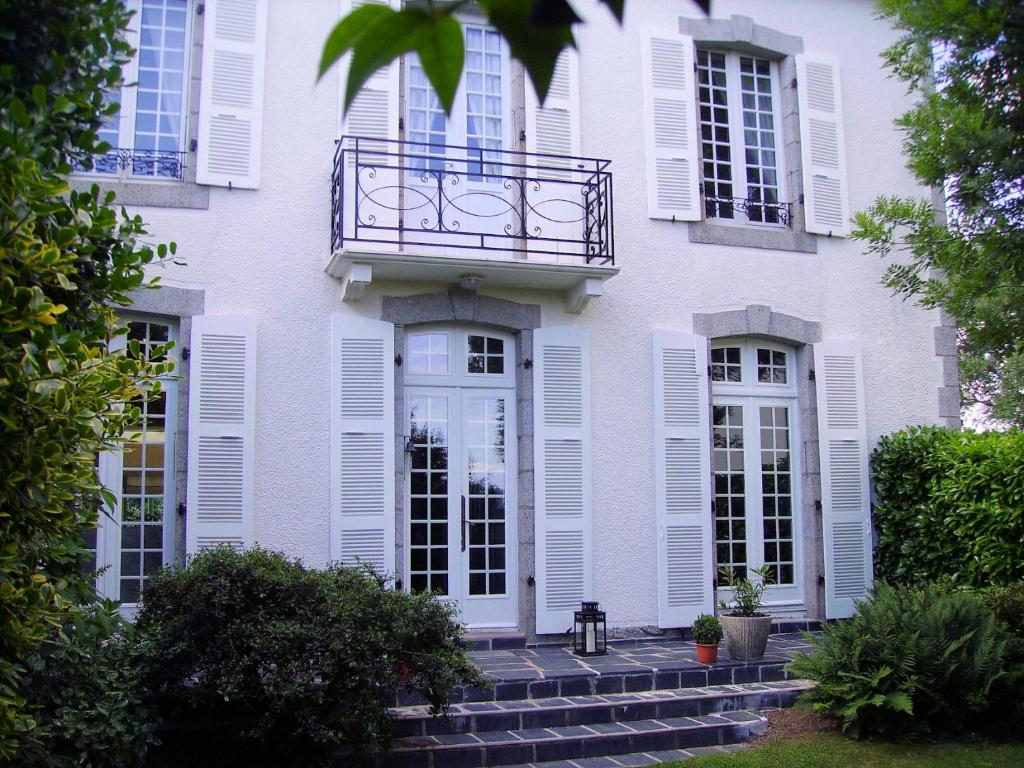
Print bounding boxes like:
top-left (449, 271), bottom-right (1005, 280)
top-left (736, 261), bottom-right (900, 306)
top-left (330, 315), bottom-right (395, 575)
top-left (534, 326), bottom-right (592, 635)
top-left (796, 54), bottom-right (850, 236)
top-left (186, 315), bottom-right (256, 553)
top-left (196, 0), bottom-right (269, 189)
top-left (814, 339), bottom-right (873, 618)
top-left (653, 331), bottom-right (713, 628)
top-left (641, 30), bottom-right (700, 221)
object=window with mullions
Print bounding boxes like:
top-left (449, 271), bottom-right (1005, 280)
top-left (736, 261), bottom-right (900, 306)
top-left (87, 320), bottom-right (177, 605)
top-left (119, 321), bottom-right (175, 603)
top-left (696, 49), bottom-right (785, 225)
top-left (405, 23), bottom-right (506, 182)
top-left (83, 0), bottom-right (191, 181)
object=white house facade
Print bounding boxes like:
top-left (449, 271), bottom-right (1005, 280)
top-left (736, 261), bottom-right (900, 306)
top-left (79, 0), bottom-right (959, 641)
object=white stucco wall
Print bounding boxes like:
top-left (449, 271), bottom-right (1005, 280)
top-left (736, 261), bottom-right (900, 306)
top-left (125, 0), bottom-right (945, 628)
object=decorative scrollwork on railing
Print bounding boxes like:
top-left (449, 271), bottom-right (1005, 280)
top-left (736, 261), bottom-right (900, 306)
top-left (72, 148), bottom-right (186, 180)
top-left (704, 195), bottom-right (793, 227)
top-left (331, 136), bottom-right (614, 264)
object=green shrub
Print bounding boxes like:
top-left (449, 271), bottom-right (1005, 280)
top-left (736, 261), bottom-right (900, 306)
top-left (0, 0), bottom-right (174, 754)
top-left (871, 426), bottom-right (1024, 586)
top-left (133, 547), bottom-right (485, 767)
top-left (691, 614), bottom-right (723, 645)
top-left (16, 602), bottom-right (156, 768)
top-left (982, 583), bottom-right (1024, 727)
top-left (787, 582), bottom-right (1008, 739)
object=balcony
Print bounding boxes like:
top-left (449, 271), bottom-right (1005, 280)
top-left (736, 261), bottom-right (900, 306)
top-left (327, 136), bottom-right (618, 313)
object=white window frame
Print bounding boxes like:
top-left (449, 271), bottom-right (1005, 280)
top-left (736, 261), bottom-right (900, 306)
top-left (77, 0), bottom-right (194, 183)
top-left (93, 316), bottom-right (179, 610)
top-left (405, 325), bottom-right (515, 389)
top-left (696, 48), bottom-right (788, 229)
top-left (404, 20), bottom-right (513, 174)
top-left (711, 339), bottom-right (803, 611)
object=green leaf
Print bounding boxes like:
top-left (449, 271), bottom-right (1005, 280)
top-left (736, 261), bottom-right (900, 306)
top-left (415, 15), bottom-right (464, 115)
top-left (478, 0), bottom-right (574, 104)
top-left (317, 4), bottom-right (392, 81)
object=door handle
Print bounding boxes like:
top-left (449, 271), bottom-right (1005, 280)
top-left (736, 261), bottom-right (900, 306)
top-left (461, 495), bottom-right (467, 552)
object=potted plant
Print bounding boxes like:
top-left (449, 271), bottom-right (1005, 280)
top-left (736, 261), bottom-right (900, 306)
top-left (691, 613), bottom-right (723, 664)
top-left (718, 565), bottom-right (774, 661)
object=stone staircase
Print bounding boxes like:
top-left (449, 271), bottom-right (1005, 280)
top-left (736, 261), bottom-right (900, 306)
top-left (384, 631), bottom-right (816, 767)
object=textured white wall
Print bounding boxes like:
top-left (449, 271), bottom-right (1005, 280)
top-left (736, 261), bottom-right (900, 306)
top-left (133, 0), bottom-right (943, 627)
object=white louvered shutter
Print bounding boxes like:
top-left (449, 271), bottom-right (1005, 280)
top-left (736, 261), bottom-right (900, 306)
top-left (196, 0), bottom-right (269, 189)
top-left (340, 0), bottom-right (400, 147)
top-left (330, 315), bottom-right (395, 574)
top-left (186, 315), bottom-right (256, 553)
top-left (653, 331), bottom-right (713, 628)
top-left (534, 326), bottom-right (592, 635)
top-left (526, 48), bottom-right (581, 171)
top-left (796, 54), bottom-right (850, 236)
top-left (641, 30), bottom-right (700, 221)
top-left (336, 0), bottom-right (401, 245)
top-left (525, 48), bottom-right (582, 259)
top-left (815, 339), bottom-right (873, 618)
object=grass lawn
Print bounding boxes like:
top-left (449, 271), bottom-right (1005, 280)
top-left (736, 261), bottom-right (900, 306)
top-left (665, 732), bottom-right (1024, 767)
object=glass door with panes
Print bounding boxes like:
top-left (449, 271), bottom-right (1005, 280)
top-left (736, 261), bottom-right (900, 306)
top-left (711, 341), bottom-right (803, 610)
top-left (405, 24), bottom-right (513, 252)
top-left (405, 327), bottom-right (517, 628)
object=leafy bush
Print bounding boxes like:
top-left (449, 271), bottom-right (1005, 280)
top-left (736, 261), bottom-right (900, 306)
top-left (787, 582), bottom-right (1009, 739)
top-left (982, 582), bottom-right (1024, 727)
top-left (871, 426), bottom-right (1024, 587)
top-left (691, 614), bottom-right (723, 645)
top-left (17, 603), bottom-right (156, 768)
top-left (133, 547), bottom-right (485, 767)
top-left (0, 0), bottom-right (174, 755)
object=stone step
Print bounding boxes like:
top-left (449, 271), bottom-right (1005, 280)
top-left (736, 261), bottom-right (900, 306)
top-left (398, 657), bottom-right (795, 707)
top-left (384, 710), bottom-right (770, 768)
top-left (391, 680), bottom-right (811, 739)
top-left (466, 632), bottom-right (528, 652)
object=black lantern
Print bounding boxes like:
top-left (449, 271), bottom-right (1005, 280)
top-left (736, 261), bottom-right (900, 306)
top-left (572, 601), bottom-right (607, 656)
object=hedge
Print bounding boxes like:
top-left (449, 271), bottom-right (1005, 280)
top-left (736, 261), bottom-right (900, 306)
top-left (871, 426), bottom-right (1024, 586)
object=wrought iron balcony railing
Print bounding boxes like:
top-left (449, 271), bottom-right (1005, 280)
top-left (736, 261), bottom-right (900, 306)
top-left (704, 194), bottom-right (793, 227)
top-left (72, 148), bottom-right (187, 180)
top-left (331, 136), bottom-right (614, 264)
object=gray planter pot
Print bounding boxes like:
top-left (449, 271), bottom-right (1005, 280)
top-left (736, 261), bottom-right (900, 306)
top-left (720, 614), bottom-right (772, 660)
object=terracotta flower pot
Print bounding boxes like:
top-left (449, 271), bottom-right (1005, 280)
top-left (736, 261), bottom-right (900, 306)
top-left (695, 643), bottom-right (719, 665)
top-left (720, 614), bottom-right (772, 661)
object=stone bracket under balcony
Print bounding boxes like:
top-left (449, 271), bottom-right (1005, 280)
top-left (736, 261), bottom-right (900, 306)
top-left (325, 248), bottom-right (618, 314)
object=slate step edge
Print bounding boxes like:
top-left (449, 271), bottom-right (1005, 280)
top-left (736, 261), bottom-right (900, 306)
top-left (383, 711), bottom-right (770, 768)
top-left (397, 658), bottom-right (796, 706)
top-left (391, 680), bottom-right (812, 738)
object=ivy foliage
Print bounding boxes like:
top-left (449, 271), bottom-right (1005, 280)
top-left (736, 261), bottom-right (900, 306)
top-left (320, 0), bottom-right (710, 114)
top-left (0, 0), bottom-right (174, 757)
top-left (133, 547), bottom-right (486, 768)
top-left (871, 426), bottom-right (1024, 587)
top-left (788, 582), bottom-right (1013, 739)
top-left (853, 0), bottom-right (1024, 426)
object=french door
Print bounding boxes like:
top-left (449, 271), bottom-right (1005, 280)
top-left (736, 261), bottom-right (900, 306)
top-left (406, 386), bottom-right (517, 628)
top-left (713, 396), bottom-right (803, 609)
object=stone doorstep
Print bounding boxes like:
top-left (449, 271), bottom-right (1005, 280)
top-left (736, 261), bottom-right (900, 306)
top-left (406, 663), bottom-right (796, 707)
top-left (383, 711), bottom-right (769, 768)
top-left (390, 681), bottom-right (813, 739)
